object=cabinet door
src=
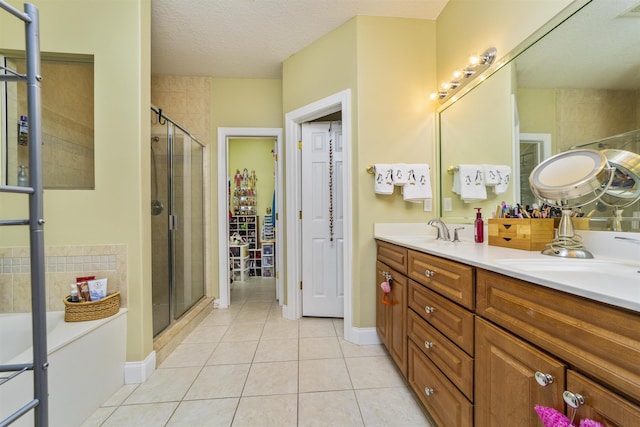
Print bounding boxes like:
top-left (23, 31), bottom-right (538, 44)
top-left (376, 261), bottom-right (390, 348)
top-left (475, 318), bottom-right (565, 427)
top-left (375, 261), bottom-right (407, 377)
top-left (565, 370), bottom-right (640, 427)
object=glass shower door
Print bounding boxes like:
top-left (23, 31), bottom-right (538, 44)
top-left (151, 119), bottom-right (205, 336)
top-left (171, 128), bottom-right (205, 319)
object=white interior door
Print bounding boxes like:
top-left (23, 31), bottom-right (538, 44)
top-left (301, 122), bottom-right (344, 318)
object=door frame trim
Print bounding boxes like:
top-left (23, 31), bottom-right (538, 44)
top-left (284, 89), bottom-right (354, 341)
top-left (217, 127), bottom-right (284, 308)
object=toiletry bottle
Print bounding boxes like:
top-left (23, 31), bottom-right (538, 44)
top-left (17, 165), bottom-right (28, 187)
top-left (70, 284), bottom-right (80, 302)
top-left (474, 208), bottom-right (484, 243)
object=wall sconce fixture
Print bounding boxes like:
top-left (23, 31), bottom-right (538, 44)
top-left (431, 47), bottom-right (497, 103)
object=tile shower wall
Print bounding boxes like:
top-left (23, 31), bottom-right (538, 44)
top-left (0, 244), bottom-right (127, 313)
top-left (556, 88), bottom-right (640, 152)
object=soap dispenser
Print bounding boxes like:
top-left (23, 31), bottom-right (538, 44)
top-left (17, 165), bottom-right (28, 187)
top-left (474, 208), bottom-right (484, 243)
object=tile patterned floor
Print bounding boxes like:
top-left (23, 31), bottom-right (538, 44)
top-left (81, 278), bottom-right (433, 426)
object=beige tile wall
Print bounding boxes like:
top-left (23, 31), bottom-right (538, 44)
top-left (0, 244), bottom-right (127, 313)
top-left (556, 88), bottom-right (638, 152)
top-left (151, 76), bottom-right (211, 144)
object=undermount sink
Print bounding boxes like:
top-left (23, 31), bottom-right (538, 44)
top-left (494, 258), bottom-right (640, 284)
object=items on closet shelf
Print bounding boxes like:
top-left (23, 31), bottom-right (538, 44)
top-left (402, 164), bottom-right (432, 203)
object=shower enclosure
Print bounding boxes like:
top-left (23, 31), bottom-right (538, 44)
top-left (150, 106), bottom-right (206, 336)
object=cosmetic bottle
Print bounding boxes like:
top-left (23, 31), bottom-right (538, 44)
top-left (474, 207), bottom-right (484, 243)
top-left (17, 165), bottom-right (28, 187)
top-left (70, 284), bottom-right (80, 302)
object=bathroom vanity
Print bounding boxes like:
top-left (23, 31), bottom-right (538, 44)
top-left (375, 224), bottom-right (640, 427)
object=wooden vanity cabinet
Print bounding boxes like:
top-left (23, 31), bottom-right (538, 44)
top-left (376, 240), bottom-right (640, 426)
top-left (375, 241), bottom-right (408, 377)
top-left (476, 268), bottom-right (640, 426)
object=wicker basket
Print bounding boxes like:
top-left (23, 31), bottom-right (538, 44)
top-left (63, 291), bottom-right (120, 322)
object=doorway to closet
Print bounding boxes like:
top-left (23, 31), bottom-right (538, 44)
top-left (217, 128), bottom-right (283, 309)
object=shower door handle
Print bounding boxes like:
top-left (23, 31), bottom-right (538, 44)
top-left (169, 214), bottom-right (179, 230)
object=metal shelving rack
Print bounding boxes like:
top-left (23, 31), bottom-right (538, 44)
top-left (0, 2), bottom-right (48, 426)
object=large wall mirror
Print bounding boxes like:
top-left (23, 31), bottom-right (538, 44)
top-left (1, 52), bottom-right (94, 189)
top-left (438, 0), bottom-right (640, 233)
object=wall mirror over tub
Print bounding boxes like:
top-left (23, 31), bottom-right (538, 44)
top-left (438, 0), bottom-right (640, 232)
top-left (1, 52), bottom-right (95, 189)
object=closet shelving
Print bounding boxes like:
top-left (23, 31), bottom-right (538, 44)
top-left (229, 215), bottom-right (261, 279)
top-left (0, 2), bottom-right (48, 427)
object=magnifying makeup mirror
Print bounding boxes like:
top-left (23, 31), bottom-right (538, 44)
top-left (529, 149), bottom-right (616, 258)
top-left (599, 149), bottom-right (640, 231)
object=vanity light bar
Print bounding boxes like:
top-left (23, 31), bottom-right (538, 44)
top-left (431, 47), bottom-right (497, 103)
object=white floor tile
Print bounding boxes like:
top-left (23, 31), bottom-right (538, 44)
top-left (83, 277), bottom-right (427, 426)
top-left (166, 398), bottom-right (239, 427)
top-left (298, 390), bottom-right (364, 427)
top-left (232, 394), bottom-right (297, 427)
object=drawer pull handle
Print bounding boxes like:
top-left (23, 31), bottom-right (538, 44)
top-left (424, 387), bottom-right (435, 396)
top-left (563, 391), bottom-right (585, 409)
top-left (424, 306), bottom-right (435, 314)
top-left (424, 340), bottom-right (434, 349)
top-left (424, 269), bottom-right (435, 277)
top-left (534, 371), bottom-right (554, 387)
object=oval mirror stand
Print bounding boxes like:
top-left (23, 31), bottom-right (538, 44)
top-left (598, 149), bottom-right (640, 231)
top-left (529, 149), bottom-right (615, 258)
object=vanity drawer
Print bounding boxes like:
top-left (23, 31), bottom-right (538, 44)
top-left (565, 370), bottom-right (640, 425)
top-left (408, 279), bottom-right (474, 356)
top-left (476, 269), bottom-right (640, 402)
top-left (408, 250), bottom-right (474, 310)
top-left (408, 340), bottom-right (473, 427)
top-left (376, 240), bottom-right (408, 275)
top-left (408, 310), bottom-right (474, 400)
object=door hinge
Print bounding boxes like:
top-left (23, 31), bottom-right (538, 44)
top-left (298, 141), bottom-right (302, 150)
top-left (300, 281), bottom-right (303, 290)
top-left (299, 210), bottom-right (302, 220)
top-left (276, 271), bottom-right (279, 279)
top-left (275, 212), bottom-right (278, 221)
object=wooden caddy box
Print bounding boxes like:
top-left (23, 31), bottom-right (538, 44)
top-left (487, 218), bottom-right (555, 251)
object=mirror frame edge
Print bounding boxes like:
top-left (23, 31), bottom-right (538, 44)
top-left (435, 0), bottom-right (593, 220)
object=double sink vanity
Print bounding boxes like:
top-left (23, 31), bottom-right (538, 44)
top-left (375, 223), bottom-right (640, 426)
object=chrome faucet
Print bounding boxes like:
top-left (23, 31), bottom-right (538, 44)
top-left (428, 218), bottom-right (451, 241)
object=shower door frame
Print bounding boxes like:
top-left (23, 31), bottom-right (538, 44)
top-left (151, 106), bottom-right (207, 336)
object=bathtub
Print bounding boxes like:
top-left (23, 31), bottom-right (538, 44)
top-left (0, 309), bottom-right (127, 427)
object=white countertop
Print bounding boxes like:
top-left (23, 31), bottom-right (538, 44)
top-left (374, 223), bottom-right (640, 313)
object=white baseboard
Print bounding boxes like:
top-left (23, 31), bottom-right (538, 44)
top-left (124, 350), bottom-right (156, 384)
top-left (347, 326), bottom-right (381, 345)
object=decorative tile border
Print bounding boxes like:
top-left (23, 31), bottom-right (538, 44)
top-left (0, 244), bottom-right (127, 313)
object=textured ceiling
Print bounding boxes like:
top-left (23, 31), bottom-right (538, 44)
top-left (151, 0), bottom-right (449, 78)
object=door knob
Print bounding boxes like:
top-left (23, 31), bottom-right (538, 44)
top-left (424, 387), bottom-right (435, 396)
